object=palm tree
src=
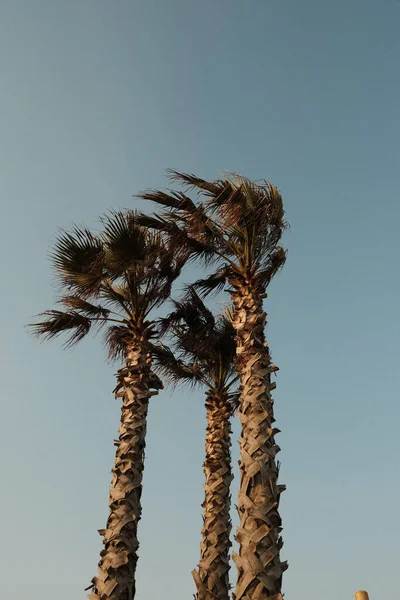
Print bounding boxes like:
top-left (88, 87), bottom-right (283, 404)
top-left (30, 211), bottom-right (185, 600)
top-left (152, 290), bottom-right (238, 600)
top-left (137, 172), bottom-right (288, 600)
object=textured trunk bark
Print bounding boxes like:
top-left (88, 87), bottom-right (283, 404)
top-left (231, 284), bottom-right (287, 600)
top-left (88, 336), bottom-right (162, 600)
top-left (192, 393), bottom-right (233, 600)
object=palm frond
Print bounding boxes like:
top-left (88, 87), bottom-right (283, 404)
top-left (52, 227), bottom-right (104, 297)
top-left (141, 280), bottom-right (174, 316)
top-left (159, 292), bottom-right (215, 340)
top-left (137, 189), bottom-right (196, 212)
top-left (134, 213), bottom-right (170, 231)
top-left (255, 246), bottom-right (287, 286)
top-left (29, 310), bottom-right (92, 347)
top-left (135, 172), bottom-right (287, 293)
top-left (166, 170), bottom-right (225, 197)
top-left (101, 211), bottom-right (147, 275)
top-left (150, 343), bottom-right (202, 387)
top-left (206, 180), bottom-right (247, 227)
top-left (60, 296), bottom-right (110, 318)
top-left (158, 290), bottom-right (237, 393)
top-left (135, 212), bottom-right (212, 264)
top-left (104, 325), bottom-right (132, 361)
top-left (228, 390), bottom-right (240, 413)
top-left (191, 267), bottom-right (229, 297)
top-left (99, 281), bottom-right (132, 314)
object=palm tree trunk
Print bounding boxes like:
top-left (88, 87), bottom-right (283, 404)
top-left (192, 393), bottom-right (233, 600)
top-left (231, 285), bottom-right (287, 600)
top-left (88, 337), bottom-right (162, 600)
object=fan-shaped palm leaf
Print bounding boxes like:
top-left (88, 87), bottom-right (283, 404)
top-left (52, 228), bottom-right (104, 298)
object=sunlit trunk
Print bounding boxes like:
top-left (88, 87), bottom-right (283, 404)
top-left (231, 284), bottom-right (287, 600)
top-left (88, 336), bottom-right (162, 600)
top-left (193, 393), bottom-right (233, 600)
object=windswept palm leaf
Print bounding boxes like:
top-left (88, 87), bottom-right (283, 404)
top-left (191, 267), bottom-right (230, 297)
top-left (60, 295), bottom-right (111, 318)
top-left (150, 343), bottom-right (203, 387)
top-left (138, 189), bottom-right (196, 212)
top-left (166, 169), bottom-right (226, 197)
top-left (137, 171), bottom-right (287, 281)
top-left (30, 310), bottom-right (93, 347)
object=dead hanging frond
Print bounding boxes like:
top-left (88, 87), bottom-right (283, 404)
top-left (104, 325), bottom-right (133, 361)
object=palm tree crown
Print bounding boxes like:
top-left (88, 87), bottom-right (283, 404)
top-left (31, 211), bottom-right (184, 353)
top-left (153, 289), bottom-right (238, 401)
top-left (137, 171), bottom-right (287, 294)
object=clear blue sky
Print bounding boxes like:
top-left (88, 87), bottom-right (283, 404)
top-left (0, 1), bottom-right (399, 599)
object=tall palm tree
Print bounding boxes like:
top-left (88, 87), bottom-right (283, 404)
top-left (137, 173), bottom-right (288, 600)
top-left (30, 211), bottom-right (184, 600)
top-left (152, 290), bottom-right (238, 600)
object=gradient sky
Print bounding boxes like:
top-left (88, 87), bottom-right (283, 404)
top-left (1, 1), bottom-right (399, 599)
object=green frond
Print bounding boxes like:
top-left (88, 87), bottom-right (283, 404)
top-left (161, 220), bottom-right (217, 264)
top-left (211, 318), bottom-right (236, 365)
top-left (141, 280), bottom-right (174, 315)
top-left (136, 171), bottom-right (287, 293)
top-left (33, 203), bottom-right (188, 359)
top-left (29, 310), bottom-right (93, 347)
top-left (101, 211), bottom-right (147, 275)
top-left (166, 170), bottom-right (224, 197)
top-left (52, 227), bottom-right (104, 297)
top-left (99, 282), bottom-right (132, 314)
top-left (137, 206), bottom-right (220, 266)
top-left (191, 267), bottom-right (229, 297)
top-left (137, 189), bottom-right (196, 212)
top-left (158, 291), bottom-right (237, 392)
top-left (206, 181), bottom-right (246, 226)
top-left (150, 343), bottom-right (202, 387)
top-left (160, 292), bottom-right (215, 340)
top-left (134, 213), bottom-right (170, 231)
top-left (255, 246), bottom-right (287, 285)
top-left (60, 296), bottom-right (110, 318)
